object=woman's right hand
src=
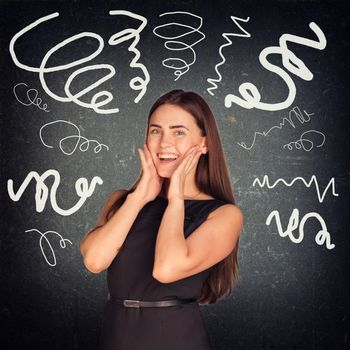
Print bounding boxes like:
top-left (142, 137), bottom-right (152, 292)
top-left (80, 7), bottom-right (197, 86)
top-left (133, 143), bottom-right (164, 204)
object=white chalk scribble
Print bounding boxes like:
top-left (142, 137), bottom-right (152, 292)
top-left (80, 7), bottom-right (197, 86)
top-left (25, 228), bottom-right (72, 266)
top-left (39, 120), bottom-right (109, 155)
top-left (237, 106), bottom-right (313, 150)
top-left (153, 11), bottom-right (205, 80)
top-left (283, 130), bottom-right (325, 151)
top-left (9, 11), bottom-right (149, 114)
top-left (225, 22), bottom-right (327, 111)
top-left (207, 16), bottom-right (251, 96)
top-left (7, 169), bottom-right (103, 216)
top-left (253, 175), bottom-right (338, 203)
top-left (13, 82), bottom-right (50, 112)
top-left (109, 10), bottom-right (149, 103)
top-left (266, 209), bottom-right (335, 250)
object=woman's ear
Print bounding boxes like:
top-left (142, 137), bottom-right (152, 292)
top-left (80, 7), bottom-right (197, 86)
top-left (200, 137), bottom-right (208, 154)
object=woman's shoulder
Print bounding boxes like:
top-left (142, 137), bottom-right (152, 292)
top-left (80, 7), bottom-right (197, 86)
top-left (192, 193), bottom-right (243, 223)
top-left (207, 200), bottom-right (244, 224)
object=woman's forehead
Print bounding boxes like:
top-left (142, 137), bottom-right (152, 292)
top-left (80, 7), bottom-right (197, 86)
top-left (149, 104), bottom-right (197, 126)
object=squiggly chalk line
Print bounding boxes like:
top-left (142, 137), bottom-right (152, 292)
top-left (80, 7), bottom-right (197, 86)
top-left (9, 11), bottom-right (149, 114)
top-left (283, 130), bottom-right (325, 151)
top-left (252, 175), bottom-right (339, 203)
top-left (266, 208), bottom-right (335, 250)
top-left (7, 169), bottom-right (103, 216)
top-left (237, 106), bottom-right (313, 150)
top-left (153, 11), bottom-right (205, 81)
top-left (109, 10), bottom-right (149, 103)
top-left (207, 16), bottom-right (250, 96)
top-left (39, 120), bottom-right (109, 155)
top-left (13, 82), bottom-right (49, 112)
top-left (225, 22), bottom-right (327, 111)
top-left (25, 228), bottom-right (72, 266)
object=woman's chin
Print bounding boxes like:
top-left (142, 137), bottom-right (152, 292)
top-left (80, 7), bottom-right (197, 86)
top-left (156, 168), bottom-right (173, 178)
top-left (158, 172), bottom-right (171, 179)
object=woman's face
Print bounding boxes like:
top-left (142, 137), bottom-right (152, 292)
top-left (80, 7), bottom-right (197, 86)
top-left (146, 103), bottom-right (207, 178)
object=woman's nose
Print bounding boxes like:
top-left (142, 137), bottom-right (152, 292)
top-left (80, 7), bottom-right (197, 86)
top-left (160, 134), bottom-right (173, 148)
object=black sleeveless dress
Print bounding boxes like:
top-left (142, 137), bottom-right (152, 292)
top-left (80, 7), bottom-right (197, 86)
top-left (98, 195), bottom-right (230, 350)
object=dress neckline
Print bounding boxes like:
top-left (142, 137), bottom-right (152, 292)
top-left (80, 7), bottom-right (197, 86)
top-left (156, 195), bottom-right (217, 202)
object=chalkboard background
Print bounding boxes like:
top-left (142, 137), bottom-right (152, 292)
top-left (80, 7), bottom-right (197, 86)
top-left (1, 0), bottom-right (349, 349)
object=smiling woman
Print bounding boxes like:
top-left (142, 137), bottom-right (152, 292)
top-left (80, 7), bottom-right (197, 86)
top-left (79, 89), bottom-right (243, 350)
top-left (147, 103), bottom-right (208, 181)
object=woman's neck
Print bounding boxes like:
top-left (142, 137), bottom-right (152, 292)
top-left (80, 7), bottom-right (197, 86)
top-left (160, 178), bottom-right (201, 199)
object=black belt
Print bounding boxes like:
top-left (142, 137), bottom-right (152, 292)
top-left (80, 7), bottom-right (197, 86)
top-left (107, 294), bottom-right (196, 308)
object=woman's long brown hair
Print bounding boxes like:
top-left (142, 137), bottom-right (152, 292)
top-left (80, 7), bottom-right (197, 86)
top-left (90, 89), bottom-right (240, 304)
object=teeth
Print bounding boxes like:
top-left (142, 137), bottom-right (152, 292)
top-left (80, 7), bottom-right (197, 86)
top-left (158, 153), bottom-right (178, 159)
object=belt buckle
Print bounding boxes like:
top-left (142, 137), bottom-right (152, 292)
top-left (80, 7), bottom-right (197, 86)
top-left (123, 299), bottom-right (141, 308)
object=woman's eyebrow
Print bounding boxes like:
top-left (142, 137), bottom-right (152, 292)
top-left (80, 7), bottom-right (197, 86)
top-left (149, 123), bottom-right (190, 130)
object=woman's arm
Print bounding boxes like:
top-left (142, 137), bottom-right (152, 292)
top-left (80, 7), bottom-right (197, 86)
top-left (153, 197), bottom-right (243, 283)
top-left (80, 190), bottom-right (146, 274)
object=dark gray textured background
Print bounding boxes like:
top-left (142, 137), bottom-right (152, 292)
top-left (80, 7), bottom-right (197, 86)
top-left (1, 0), bottom-right (349, 349)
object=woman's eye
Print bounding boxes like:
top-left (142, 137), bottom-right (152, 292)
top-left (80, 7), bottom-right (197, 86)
top-left (149, 129), bottom-right (184, 136)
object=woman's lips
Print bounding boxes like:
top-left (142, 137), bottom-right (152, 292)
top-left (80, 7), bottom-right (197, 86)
top-left (158, 158), bottom-right (178, 164)
top-left (157, 153), bottom-right (180, 164)
top-left (156, 156), bottom-right (180, 166)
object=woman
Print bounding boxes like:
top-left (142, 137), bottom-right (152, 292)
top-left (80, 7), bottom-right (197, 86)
top-left (80, 89), bottom-right (243, 350)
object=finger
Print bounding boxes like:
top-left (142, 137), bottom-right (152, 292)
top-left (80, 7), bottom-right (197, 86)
top-left (143, 143), bottom-right (151, 160)
top-left (143, 143), bottom-right (157, 166)
top-left (171, 145), bottom-right (198, 176)
top-left (180, 146), bottom-right (198, 167)
top-left (143, 143), bottom-right (158, 171)
top-left (176, 149), bottom-right (196, 174)
top-left (185, 146), bottom-right (200, 162)
top-left (184, 145), bottom-right (198, 157)
top-left (185, 149), bottom-right (201, 174)
top-left (137, 147), bottom-right (147, 170)
top-left (140, 143), bottom-right (150, 163)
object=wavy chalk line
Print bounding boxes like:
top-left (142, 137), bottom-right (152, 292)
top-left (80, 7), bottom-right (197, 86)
top-left (207, 16), bottom-right (251, 96)
top-left (253, 175), bottom-right (339, 203)
top-left (13, 82), bottom-right (50, 112)
top-left (40, 120), bottom-right (109, 155)
top-left (225, 22), bottom-right (327, 111)
top-left (238, 106), bottom-right (313, 150)
top-left (25, 228), bottom-right (72, 266)
top-left (9, 11), bottom-right (149, 114)
top-left (283, 129), bottom-right (325, 151)
top-left (7, 169), bottom-right (103, 216)
top-left (153, 11), bottom-right (205, 81)
top-left (266, 209), bottom-right (335, 250)
top-left (109, 10), bottom-right (149, 103)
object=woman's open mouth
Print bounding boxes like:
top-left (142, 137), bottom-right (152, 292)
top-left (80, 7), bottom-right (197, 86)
top-left (157, 153), bottom-right (179, 163)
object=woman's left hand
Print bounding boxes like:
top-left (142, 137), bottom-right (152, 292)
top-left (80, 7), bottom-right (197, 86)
top-left (167, 145), bottom-right (202, 201)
